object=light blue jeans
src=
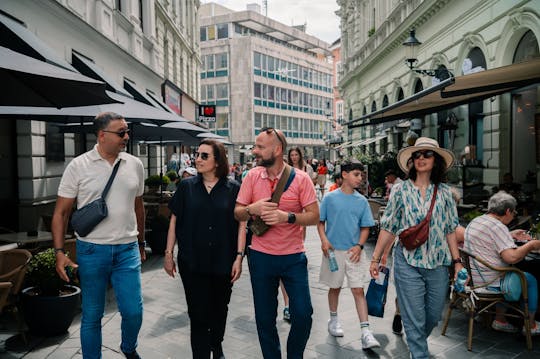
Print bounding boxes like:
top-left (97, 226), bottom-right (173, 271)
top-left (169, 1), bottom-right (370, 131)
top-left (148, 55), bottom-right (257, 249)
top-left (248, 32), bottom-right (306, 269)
top-left (77, 240), bottom-right (143, 359)
top-left (393, 245), bottom-right (449, 359)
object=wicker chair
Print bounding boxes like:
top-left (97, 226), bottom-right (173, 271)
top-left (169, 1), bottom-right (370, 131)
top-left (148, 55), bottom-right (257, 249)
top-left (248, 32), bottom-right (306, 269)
top-left (0, 249), bottom-right (32, 342)
top-left (441, 248), bottom-right (533, 351)
top-left (367, 199), bottom-right (386, 237)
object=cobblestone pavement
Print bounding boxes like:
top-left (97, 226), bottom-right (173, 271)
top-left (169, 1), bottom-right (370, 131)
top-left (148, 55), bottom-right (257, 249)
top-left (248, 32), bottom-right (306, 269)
top-left (1, 226), bottom-right (540, 358)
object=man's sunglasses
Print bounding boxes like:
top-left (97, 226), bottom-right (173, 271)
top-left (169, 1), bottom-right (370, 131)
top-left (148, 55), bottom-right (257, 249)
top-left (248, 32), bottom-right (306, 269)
top-left (261, 127), bottom-right (286, 149)
top-left (102, 129), bottom-right (130, 138)
top-left (195, 151), bottom-right (214, 160)
top-left (412, 150), bottom-right (435, 160)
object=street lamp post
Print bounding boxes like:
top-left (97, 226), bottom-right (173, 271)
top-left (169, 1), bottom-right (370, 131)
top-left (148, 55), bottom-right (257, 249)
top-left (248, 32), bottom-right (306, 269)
top-left (403, 29), bottom-right (454, 80)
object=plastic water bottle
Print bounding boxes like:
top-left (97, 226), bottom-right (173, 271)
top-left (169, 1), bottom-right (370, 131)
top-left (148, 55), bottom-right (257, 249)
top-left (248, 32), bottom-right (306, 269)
top-left (328, 250), bottom-right (339, 272)
top-left (375, 269), bottom-right (386, 285)
top-left (454, 268), bottom-right (468, 293)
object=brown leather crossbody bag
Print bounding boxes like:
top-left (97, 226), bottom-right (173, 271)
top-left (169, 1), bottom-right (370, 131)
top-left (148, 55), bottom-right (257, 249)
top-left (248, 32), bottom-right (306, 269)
top-left (399, 186), bottom-right (438, 250)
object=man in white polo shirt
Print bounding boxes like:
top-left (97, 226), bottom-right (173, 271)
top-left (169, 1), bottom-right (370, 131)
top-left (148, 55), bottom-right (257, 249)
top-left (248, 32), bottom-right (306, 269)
top-left (52, 112), bottom-right (146, 359)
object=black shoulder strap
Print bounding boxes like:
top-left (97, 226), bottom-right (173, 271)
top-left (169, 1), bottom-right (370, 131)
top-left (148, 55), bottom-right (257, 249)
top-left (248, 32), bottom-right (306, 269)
top-left (101, 160), bottom-right (121, 199)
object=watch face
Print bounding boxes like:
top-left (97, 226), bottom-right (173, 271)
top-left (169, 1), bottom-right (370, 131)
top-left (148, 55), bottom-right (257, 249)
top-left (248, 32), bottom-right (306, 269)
top-left (288, 213), bottom-right (296, 223)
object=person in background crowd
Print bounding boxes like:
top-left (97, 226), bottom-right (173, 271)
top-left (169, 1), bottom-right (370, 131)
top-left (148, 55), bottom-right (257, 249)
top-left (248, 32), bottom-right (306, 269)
top-left (241, 162), bottom-right (253, 181)
top-left (327, 161), bottom-right (335, 177)
top-left (318, 160), bottom-right (380, 350)
top-left (328, 173), bottom-right (342, 192)
top-left (384, 169), bottom-right (402, 200)
top-left (317, 159), bottom-right (329, 198)
top-left (369, 137), bottom-right (462, 359)
top-left (464, 191), bottom-right (540, 335)
top-left (164, 139), bottom-right (245, 359)
top-left (52, 112), bottom-right (146, 359)
top-left (235, 127), bottom-right (319, 359)
top-left (179, 167), bottom-right (197, 180)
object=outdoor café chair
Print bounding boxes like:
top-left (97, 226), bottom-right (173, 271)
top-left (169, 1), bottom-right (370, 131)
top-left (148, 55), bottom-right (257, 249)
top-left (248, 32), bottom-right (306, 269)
top-left (441, 248), bottom-right (533, 351)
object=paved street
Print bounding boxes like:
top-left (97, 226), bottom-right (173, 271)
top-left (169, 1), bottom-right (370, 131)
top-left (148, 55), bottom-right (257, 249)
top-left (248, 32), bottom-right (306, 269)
top-left (2, 225), bottom-right (540, 358)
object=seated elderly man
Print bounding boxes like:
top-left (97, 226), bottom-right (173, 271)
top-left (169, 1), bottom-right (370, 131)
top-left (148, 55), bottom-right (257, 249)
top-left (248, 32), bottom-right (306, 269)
top-left (464, 191), bottom-right (540, 334)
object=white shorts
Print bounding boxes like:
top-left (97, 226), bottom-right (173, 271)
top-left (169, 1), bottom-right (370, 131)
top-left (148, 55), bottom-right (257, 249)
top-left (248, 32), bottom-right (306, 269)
top-left (319, 249), bottom-right (370, 289)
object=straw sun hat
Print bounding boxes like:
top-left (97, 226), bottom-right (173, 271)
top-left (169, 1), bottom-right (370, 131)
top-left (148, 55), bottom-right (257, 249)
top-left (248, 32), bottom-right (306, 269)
top-left (397, 137), bottom-right (455, 174)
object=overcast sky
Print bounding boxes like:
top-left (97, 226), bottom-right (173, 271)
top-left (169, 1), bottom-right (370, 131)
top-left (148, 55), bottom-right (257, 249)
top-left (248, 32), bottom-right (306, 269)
top-left (203, 0), bottom-right (341, 44)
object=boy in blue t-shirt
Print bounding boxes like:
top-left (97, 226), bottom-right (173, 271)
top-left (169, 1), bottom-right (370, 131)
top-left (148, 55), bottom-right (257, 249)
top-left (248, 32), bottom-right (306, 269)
top-left (317, 159), bottom-right (380, 350)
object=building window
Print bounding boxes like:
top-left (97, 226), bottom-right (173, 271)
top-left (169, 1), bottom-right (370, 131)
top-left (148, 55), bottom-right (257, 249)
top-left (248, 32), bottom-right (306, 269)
top-left (138, 0), bottom-right (143, 31)
top-left (216, 23), bottom-right (228, 39)
top-left (513, 30), bottom-right (539, 63)
top-left (216, 53), bottom-right (228, 69)
top-left (163, 39), bottom-right (169, 79)
top-left (200, 27), bottom-right (207, 42)
top-left (45, 123), bottom-right (65, 162)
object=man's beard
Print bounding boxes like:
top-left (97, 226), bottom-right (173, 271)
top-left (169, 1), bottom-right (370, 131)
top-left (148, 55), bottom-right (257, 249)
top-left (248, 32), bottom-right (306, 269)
top-left (257, 155), bottom-right (276, 167)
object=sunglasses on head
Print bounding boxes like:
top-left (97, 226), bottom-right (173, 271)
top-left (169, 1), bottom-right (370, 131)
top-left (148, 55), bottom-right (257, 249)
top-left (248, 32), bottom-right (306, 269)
top-left (102, 129), bottom-right (130, 138)
top-left (261, 127), bottom-right (286, 149)
top-left (195, 151), bottom-right (213, 161)
top-left (412, 150), bottom-right (435, 160)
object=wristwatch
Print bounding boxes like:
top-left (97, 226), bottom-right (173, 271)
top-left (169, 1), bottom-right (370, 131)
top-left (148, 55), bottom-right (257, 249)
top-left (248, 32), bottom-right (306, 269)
top-left (287, 212), bottom-right (296, 224)
top-left (452, 258), bottom-right (463, 264)
top-left (354, 243), bottom-right (364, 250)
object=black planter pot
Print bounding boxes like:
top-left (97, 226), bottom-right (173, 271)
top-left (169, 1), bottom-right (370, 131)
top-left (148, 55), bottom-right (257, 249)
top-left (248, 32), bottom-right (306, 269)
top-left (21, 285), bottom-right (81, 336)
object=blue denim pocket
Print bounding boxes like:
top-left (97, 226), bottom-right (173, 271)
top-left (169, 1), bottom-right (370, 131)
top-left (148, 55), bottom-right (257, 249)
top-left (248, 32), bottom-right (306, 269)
top-left (76, 240), bottom-right (95, 255)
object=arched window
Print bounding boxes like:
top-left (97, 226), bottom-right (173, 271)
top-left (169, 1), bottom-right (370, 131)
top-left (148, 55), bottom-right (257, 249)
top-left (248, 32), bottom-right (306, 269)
top-left (513, 30), bottom-right (540, 63)
top-left (396, 88), bottom-right (404, 102)
top-left (414, 79), bottom-right (423, 94)
top-left (382, 95), bottom-right (389, 108)
top-left (362, 106), bottom-right (367, 116)
top-left (371, 101), bottom-right (377, 113)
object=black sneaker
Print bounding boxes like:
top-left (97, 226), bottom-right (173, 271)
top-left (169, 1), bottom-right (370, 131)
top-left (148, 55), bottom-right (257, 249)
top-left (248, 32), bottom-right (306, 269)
top-left (392, 314), bottom-right (403, 335)
top-left (122, 350), bottom-right (141, 359)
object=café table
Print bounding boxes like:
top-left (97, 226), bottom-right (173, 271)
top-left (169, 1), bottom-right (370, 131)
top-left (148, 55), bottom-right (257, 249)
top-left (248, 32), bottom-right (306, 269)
top-left (516, 250), bottom-right (540, 320)
top-left (0, 231), bottom-right (73, 251)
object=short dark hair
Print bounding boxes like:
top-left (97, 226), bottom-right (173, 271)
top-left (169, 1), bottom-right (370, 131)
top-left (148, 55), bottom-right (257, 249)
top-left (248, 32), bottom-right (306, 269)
top-left (94, 112), bottom-right (124, 134)
top-left (200, 139), bottom-right (229, 179)
top-left (333, 173), bottom-right (342, 181)
top-left (385, 169), bottom-right (397, 177)
top-left (407, 152), bottom-right (446, 185)
top-left (340, 159), bottom-right (364, 173)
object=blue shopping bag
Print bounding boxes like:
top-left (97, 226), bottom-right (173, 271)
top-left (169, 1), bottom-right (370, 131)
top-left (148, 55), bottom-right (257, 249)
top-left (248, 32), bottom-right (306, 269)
top-left (366, 265), bottom-right (390, 318)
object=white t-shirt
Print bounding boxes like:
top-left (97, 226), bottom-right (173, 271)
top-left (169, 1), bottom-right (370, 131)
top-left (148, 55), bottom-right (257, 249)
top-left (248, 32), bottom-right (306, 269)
top-left (58, 145), bottom-right (145, 244)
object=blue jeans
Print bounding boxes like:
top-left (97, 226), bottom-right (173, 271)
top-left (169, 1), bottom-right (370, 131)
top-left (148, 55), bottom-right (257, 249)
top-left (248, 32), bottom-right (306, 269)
top-left (248, 249), bottom-right (313, 359)
top-left (488, 272), bottom-right (538, 313)
top-left (77, 240), bottom-right (143, 359)
top-left (393, 245), bottom-right (449, 359)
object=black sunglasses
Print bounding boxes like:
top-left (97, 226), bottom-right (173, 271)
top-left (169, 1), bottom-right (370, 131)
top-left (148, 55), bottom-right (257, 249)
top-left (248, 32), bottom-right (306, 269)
top-left (195, 151), bottom-right (213, 161)
top-left (102, 129), bottom-right (130, 138)
top-left (261, 127), bottom-right (286, 149)
top-left (412, 150), bottom-right (435, 160)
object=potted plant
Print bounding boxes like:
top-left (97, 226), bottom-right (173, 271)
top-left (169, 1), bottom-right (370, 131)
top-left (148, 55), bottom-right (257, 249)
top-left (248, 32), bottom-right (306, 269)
top-left (21, 248), bottom-right (81, 336)
top-left (144, 174), bottom-right (170, 193)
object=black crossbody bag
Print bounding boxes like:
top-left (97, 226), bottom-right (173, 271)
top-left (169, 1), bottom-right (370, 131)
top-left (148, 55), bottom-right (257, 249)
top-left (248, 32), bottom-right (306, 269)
top-left (71, 161), bottom-right (121, 237)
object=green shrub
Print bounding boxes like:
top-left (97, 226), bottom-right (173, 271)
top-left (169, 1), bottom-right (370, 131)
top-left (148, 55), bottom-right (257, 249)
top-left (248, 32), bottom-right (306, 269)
top-left (25, 248), bottom-right (74, 296)
top-left (145, 175), bottom-right (170, 187)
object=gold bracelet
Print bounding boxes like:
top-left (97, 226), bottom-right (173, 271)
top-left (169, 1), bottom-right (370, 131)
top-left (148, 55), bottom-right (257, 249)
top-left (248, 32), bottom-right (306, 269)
top-left (370, 259), bottom-right (380, 263)
top-left (164, 250), bottom-right (173, 256)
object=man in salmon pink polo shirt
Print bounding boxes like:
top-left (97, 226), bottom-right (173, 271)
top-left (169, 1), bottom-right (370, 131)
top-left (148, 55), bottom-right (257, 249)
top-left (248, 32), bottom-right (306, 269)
top-left (235, 127), bottom-right (319, 359)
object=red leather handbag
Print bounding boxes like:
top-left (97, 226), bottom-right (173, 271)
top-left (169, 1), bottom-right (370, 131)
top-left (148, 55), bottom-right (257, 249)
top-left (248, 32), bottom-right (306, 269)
top-left (399, 186), bottom-right (438, 250)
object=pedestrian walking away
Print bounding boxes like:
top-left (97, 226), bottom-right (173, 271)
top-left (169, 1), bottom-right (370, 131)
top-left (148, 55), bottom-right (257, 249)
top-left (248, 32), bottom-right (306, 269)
top-left (164, 139), bottom-right (246, 359)
top-left (317, 159), bottom-right (380, 350)
top-left (369, 137), bottom-right (462, 359)
top-left (52, 112), bottom-right (146, 359)
top-left (235, 127), bottom-right (319, 359)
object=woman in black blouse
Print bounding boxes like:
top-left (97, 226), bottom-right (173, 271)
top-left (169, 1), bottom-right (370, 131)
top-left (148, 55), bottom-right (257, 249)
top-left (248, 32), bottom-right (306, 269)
top-left (164, 139), bottom-right (245, 359)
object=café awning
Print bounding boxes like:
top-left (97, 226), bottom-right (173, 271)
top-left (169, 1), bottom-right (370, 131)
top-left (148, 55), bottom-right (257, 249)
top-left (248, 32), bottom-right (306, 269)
top-left (0, 11), bottom-right (75, 71)
top-left (346, 58), bottom-right (540, 128)
top-left (0, 46), bottom-right (118, 108)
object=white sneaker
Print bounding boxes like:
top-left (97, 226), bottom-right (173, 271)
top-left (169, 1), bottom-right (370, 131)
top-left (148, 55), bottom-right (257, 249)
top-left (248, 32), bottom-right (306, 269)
top-left (361, 330), bottom-right (380, 349)
top-left (328, 319), bottom-right (344, 337)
